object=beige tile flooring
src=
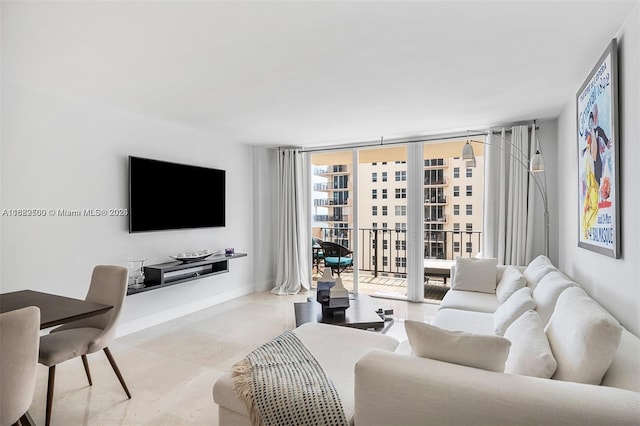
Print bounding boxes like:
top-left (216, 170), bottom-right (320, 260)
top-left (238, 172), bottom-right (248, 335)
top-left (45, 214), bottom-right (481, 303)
top-left (27, 290), bottom-right (439, 425)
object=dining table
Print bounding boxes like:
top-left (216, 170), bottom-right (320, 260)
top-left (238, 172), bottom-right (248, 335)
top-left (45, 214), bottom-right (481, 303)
top-left (0, 289), bottom-right (112, 329)
top-left (0, 289), bottom-right (113, 426)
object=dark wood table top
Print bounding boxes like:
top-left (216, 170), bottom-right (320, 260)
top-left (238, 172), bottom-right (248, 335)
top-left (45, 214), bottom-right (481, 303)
top-left (0, 290), bottom-right (112, 329)
top-left (294, 294), bottom-right (386, 330)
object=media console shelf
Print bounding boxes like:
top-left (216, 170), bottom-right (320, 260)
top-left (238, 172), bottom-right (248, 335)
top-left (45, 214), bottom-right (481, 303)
top-left (127, 253), bottom-right (247, 295)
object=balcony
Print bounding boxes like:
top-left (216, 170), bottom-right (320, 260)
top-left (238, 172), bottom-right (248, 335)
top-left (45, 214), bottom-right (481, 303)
top-left (423, 177), bottom-right (447, 186)
top-left (314, 199), bottom-right (350, 207)
top-left (424, 196), bottom-right (447, 205)
top-left (313, 183), bottom-right (350, 191)
top-left (314, 227), bottom-right (481, 271)
top-left (313, 214), bottom-right (350, 223)
top-left (313, 227), bottom-right (482, 300)
top-left (425, 214), bottom-right (447, 224)
top-left (424, 158), bottom-right (448, 169)
top-left (424, 231), bottom-right (446, 241)
top-left (314, 165), bottom-right (349, 176)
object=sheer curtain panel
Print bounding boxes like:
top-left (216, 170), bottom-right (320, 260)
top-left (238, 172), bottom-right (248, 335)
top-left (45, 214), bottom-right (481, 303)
top-left (482, 125), bottom-right (537, 265)
top-left (272, 149), bottom-right (311, 295)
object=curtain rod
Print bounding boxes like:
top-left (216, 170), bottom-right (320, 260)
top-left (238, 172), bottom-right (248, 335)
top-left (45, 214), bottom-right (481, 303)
top-left (297, 122), bottom-right (538, 154)
top-left (299, 131), bottom-right (485, 153)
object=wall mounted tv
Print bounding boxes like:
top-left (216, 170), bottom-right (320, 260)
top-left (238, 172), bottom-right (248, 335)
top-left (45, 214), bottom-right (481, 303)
top-left (129, 156), bottom-right (225, 233)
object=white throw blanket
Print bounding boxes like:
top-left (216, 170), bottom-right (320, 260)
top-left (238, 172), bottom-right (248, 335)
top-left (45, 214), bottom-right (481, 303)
top-left (232, 330), bottom-right (348, 426)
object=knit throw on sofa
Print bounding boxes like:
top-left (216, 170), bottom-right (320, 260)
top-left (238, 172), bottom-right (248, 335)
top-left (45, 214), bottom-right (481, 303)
top-left (232, 330), bottom-right (348, 426)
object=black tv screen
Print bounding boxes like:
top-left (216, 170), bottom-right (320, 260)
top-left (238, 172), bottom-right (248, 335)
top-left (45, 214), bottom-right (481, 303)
top-left (129, 156), bottom-right (225, 232)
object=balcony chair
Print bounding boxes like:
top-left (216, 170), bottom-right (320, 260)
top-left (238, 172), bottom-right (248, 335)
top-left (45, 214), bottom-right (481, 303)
top-left (318, 241), bottom-right (353, 277)
top-left (312, 237), bottom-right (325, 274)
top-left (38, 265), bottom-right (131, 426)
top-left (0, 306), bottom-right (40, 426)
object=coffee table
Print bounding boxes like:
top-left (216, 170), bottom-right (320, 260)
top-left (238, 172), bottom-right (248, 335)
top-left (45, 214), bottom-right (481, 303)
top-left (294, 294), bottom-right (391, 332)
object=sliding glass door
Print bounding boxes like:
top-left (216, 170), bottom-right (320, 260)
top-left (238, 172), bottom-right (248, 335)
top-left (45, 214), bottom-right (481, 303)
top-left (310, 138), bottom-right (484, 302)
top-left (357, 146), bottom-right (408, 298)
top-left (311, 151), bottom-right (355, 291)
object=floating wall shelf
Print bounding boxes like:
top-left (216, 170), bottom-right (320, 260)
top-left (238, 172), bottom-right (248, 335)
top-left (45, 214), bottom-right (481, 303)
top-left (127, 253), bottom-right (247, 295)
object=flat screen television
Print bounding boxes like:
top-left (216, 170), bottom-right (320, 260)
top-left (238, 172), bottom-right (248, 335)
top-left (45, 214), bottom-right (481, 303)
top-left (128, 156), bottom-right (225, 233)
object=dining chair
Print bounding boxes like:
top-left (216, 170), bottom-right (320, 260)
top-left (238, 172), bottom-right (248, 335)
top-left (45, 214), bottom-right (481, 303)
top-left (0, 306), bottom-right (40, 426)
top-left (38, 265), bottom-right (131, 426)
top-left (318, 241), bottom-right (353, 277)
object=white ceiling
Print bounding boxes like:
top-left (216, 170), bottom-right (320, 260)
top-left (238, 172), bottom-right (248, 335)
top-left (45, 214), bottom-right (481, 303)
top-left (2, 1), bottom-right (637, 147)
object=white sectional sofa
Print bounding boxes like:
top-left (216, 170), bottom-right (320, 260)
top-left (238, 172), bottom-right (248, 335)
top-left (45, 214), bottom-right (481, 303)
top-left (213, 256), bottom-right (640, 425)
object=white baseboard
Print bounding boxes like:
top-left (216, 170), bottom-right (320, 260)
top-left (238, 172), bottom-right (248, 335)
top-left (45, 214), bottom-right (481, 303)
top-left (254, 278), bottom-right (275, 292)
top-left (116, 284), bottom-right (254, 337)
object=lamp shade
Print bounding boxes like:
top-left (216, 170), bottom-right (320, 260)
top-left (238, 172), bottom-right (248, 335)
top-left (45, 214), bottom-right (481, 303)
top-left (462, 142), bottom-right (475, 160)
top-left (530, 151), bottom-right (544, 172)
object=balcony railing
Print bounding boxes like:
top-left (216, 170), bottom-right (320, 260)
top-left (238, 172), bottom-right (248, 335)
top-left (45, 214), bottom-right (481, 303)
top-left (314, 199), bottom-right (350, 207)
top-left (314, 215), bottom-right (350, 223)
top-left (424, 196), bottom-right (447, 205)
top-left (313, 165), bottom-right (349, 175)
top-left (424, 177), bottom-right (447, 186)
top-left (315, 227), bottom-right (482, 278)
top-left (313, 183), bottom-right (349, 191)
top-left (424, 158), bottom-right (447, 168)
top-left (425, 214), bottom-right (447, 223)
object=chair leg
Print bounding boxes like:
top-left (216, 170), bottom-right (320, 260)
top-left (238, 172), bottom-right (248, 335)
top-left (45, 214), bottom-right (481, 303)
top-left (81, 354), bottom-right (93, 386)
top-left (45, 365), bottom-right (55, 426)
top-left (16, 411), bottom-right (35, 426)
top-left (103, 347), bottom-right (131, 399)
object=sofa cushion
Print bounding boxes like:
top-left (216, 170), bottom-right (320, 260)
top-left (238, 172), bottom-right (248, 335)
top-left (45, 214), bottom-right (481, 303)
top-left (493, 287), bottom-right (535, 336)
top-left (432, 308), bottom-right (495, 335)
top-left (451, 257), bottom-right (498, 294)
top-left (439, 290), bottom-right (500, 313)
top-left (523, 255), bottom-right (557, 290)
top-left (546, 287), bottom-right (623, 385)
top-left (496, 266), bottom-right (527, 303)
top-left (405, 320), bottom-right (511, 372)
top-left (531, 271), bottom-right (576, 326)
top-left (504, 310), bottom-right (557, 378)
top-left (600, 329), bottom-right (640, 392)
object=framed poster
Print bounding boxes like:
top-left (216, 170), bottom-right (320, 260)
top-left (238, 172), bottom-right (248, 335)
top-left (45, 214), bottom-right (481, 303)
top-left (576, 39), bottom-right (620, 258)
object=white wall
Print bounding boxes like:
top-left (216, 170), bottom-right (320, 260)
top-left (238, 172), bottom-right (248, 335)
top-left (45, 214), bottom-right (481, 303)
top-left (1, 83), bottom-right (256, 335)
top-left (252, 147), bottom-right (278, 292)
top-left (557, 4), bottom-right (640, 335)
top-left (534, 119), bottom-right (559, 265)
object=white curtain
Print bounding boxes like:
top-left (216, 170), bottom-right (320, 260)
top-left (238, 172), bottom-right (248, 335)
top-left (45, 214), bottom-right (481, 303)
top-left (483, 125), bottom-right (537, 265)
top-left (272, 148), bottom-right (311, 295)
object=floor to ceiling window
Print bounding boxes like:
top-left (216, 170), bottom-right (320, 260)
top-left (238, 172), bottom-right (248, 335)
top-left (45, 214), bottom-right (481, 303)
top-left (311, 151), bottom-right (355, 292)
top-left (357, 146), bottom-right (408, 297)
top-left (422, 140), bottom-right (484, 301)
top-left (310, 138), bottom-right (484, 302)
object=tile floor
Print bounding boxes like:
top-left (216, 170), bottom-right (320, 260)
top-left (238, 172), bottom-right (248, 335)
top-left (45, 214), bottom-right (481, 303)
top-left (27, 290), bottom-right (439, 425)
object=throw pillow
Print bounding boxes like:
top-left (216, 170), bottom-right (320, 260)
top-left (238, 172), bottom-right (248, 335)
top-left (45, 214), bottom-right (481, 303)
top-left (523, 255), bottom-right (557, 290)
top-left (405, 320), bottom-right (511, 372)
top-left (504, 310), bottom-right (557, 378)
top-left (451, 257), bottom-right (498, 294)
top-left (496, 266), bottom-right (527, 303)
top-left (546, 287), bottom-right (623, 385)
top-left (531, 271), bottom-right (576, 326)
top-left (493, 287), bottom-right (535, 336)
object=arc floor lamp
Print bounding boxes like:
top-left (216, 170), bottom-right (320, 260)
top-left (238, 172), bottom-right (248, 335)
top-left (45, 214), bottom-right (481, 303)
top-left (461, 125), bottom-right (549, 257)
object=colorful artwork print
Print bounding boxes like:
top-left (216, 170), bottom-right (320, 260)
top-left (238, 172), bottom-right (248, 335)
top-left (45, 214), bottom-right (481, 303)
top-left (577, 39), bottom-right (619, 258)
